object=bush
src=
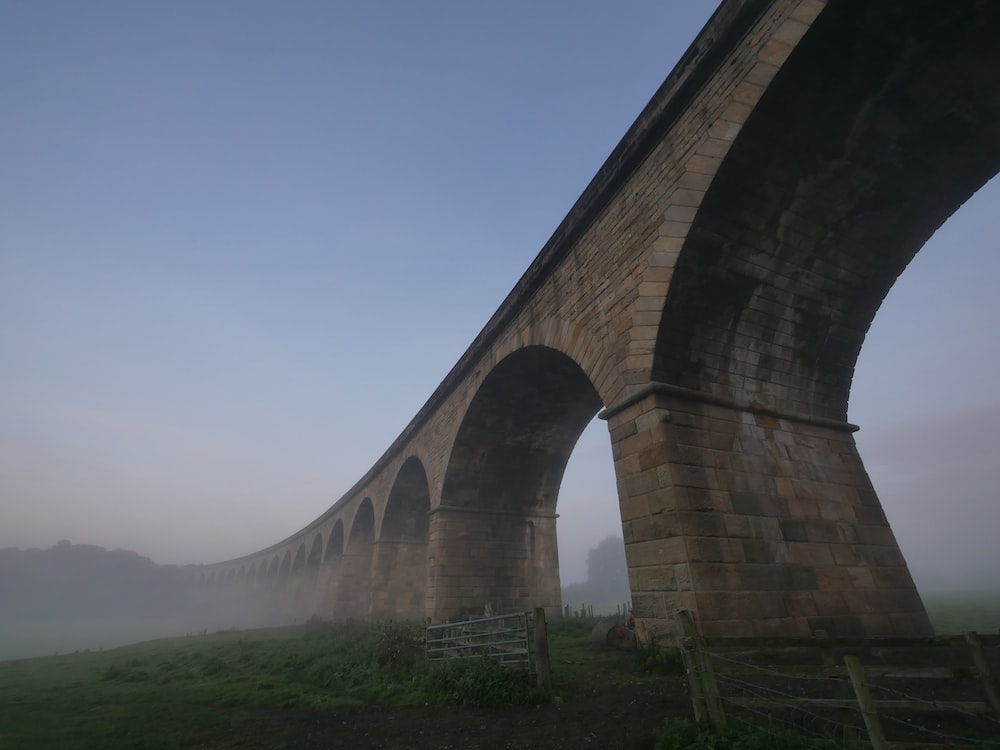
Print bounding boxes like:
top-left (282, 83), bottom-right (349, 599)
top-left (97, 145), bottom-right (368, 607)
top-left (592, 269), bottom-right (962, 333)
top-left (635, 637), bottom-right (684, 675)
top-left (425, 657), bottom-right (543, 706)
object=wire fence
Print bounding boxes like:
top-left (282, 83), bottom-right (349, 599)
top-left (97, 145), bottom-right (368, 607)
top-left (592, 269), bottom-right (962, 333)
top-left (675, 611), bottom-right (1000, 749)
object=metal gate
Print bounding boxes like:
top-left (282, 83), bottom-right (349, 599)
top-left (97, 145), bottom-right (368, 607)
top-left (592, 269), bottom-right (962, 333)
top-left (425, 612), bottom-right (532, 671)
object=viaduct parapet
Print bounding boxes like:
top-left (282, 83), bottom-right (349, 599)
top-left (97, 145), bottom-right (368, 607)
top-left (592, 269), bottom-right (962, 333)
top-left (190, 0), bottom-right (1000, 640)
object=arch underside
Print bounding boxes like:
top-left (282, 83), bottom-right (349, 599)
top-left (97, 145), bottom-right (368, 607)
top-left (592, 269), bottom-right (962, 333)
top-left (619, 0), bottom-right (1000, 639)
top-left (656, 0), bottom-right (1000, 416)
top-left (371, 457), bottom-right (431, 619)
top-left (431, 346), bottom-right (603, 619)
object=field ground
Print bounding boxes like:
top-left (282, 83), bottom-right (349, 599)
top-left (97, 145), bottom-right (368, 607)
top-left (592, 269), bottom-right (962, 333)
top-left (1, 591), bottom-right (997, 749)
top-left (0, 619), bottom-right (690, 750)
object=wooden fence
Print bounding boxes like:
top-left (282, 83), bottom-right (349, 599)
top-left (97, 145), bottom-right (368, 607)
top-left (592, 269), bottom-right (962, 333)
top-left (675, 611), bottom-right (1000, 749)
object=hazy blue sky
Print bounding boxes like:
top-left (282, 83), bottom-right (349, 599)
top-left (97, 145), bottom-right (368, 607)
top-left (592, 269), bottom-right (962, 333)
top-left (2, 1), bottom-right (997, 589)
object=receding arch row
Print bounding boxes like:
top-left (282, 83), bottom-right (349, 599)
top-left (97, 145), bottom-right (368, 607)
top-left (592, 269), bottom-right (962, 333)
top-left (187, 342), bottom-right (606, 623)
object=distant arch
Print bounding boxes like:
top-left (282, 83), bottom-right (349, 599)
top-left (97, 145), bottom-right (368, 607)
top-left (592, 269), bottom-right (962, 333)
top-left (348, 499), bottom-right (376, 553)
top-left (371, 457), bottom-right (431, 618)
top-left (307, 533), bottom-right (323, 569)
top-left (325, 520), bottom-right (344, 562)
top-left (291, 542), bottom-right (307, 573)
top-left (278, 549), bottom-right (292, 581)
top-left (337, 498), bottom-right (376, 617)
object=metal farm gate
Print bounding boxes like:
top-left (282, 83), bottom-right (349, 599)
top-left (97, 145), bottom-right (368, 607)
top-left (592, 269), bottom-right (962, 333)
top-left (425, 612), bottom-right (533, 672)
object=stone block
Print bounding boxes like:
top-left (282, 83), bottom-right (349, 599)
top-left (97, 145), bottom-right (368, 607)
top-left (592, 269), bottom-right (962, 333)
top-left (625, 537), bottom-right (687, 567)
top-left (677, 509), bottom-right (730, 537)
top-left (686, 536), bottom-right (746, 563)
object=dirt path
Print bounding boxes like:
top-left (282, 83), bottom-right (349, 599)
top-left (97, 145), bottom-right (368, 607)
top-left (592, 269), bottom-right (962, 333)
top-left (195, 674), bottom-right (692, 749)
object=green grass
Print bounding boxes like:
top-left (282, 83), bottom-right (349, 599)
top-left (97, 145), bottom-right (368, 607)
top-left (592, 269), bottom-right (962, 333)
top-left (0, 623), bottom-right (427, 749)
top-left (0, 619), bottom-right (575, 749)
top-left (923, 589), bottom-right (1000, 634)
top-left (655, 718), bottom-right (844, 750)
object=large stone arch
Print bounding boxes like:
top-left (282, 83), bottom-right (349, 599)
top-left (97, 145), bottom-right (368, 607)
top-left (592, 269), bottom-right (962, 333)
top-left (336, 499), bottom-right (376, 617)
top-left (430, 345), bottom-right (603, 619)
top-left (371, 456), bottom-right (431, 620)
top-left (607, 0), bottom-right (1000, 641)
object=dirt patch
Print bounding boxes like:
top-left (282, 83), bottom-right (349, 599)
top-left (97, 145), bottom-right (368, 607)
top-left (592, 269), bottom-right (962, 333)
top-left (193, 674), bottom-right (692, 749)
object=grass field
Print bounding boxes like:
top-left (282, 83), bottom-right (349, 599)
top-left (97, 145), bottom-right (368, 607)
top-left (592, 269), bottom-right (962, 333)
top-left (923, 589), bottom-right (1000, 634)
top-left (0, 618), bottom-right (645, 749)
top-left (2, 591), bottom-right (997, 749)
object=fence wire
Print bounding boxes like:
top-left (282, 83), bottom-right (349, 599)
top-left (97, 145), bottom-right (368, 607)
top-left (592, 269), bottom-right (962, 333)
top-left (699, 646), bottom-right (1000, 748)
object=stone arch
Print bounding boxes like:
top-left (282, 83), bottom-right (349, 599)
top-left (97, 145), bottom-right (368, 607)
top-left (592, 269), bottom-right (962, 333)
top-left (485, 318), bottom-right (619, 409)
top-left (433, 345), bottom-right (603, 619)
top-left (307, 533), bottom-right (323, 569)
top-left (292, 543), bottom-right (307, 573)
top-left (326, 521), bottom-right (345, 561)
top-left (371, 456), bottom-right (431, 619)
top-left (237, 566), bottom-right (246, 584)
top-left (336, 499), bottom-right (375, 617)
top-left (653, 0), bottom-right (1000, 419)
top-left (314, 520), bottom-right (345, 619)
top-left (614, 0), bottom-right (1000, 639)
top-left (267, 555), bottom-right (280, 580)
top-left (348, 500), bottom-right (376, 552)
top-left (278, 550), bottom-right (292, 582)
top-left (247, 562), bottom-right (257, 582)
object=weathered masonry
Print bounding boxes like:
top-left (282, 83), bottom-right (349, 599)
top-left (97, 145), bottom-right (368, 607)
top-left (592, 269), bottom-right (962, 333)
top-left (191, 0), bottom-right (1000, 640)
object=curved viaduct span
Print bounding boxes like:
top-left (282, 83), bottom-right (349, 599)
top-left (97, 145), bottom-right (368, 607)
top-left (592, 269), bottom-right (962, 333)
top-left (193, 0), bottom-right (1000, 640)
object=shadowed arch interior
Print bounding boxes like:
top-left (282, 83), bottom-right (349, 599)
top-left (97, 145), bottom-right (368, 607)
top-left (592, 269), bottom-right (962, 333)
top-left (278, 550), bottom-right (291, 581)
top-left (371, 457), bottom-right (431, 619)
top-left (325, 521), bottom-right (344, 561)
top-left (337, 499), bottom-right (376, 617)
top-left (307, 534), bottom-right (323, 568)
top-left (292, 543), bottom-right (306, 572)
top-left (442, 345), bottom-right (603, 513)
top-left (347, 500), bottom-right (375, 553)
top-left (381, 457), bottom-right (431, 541)
top-left (433, 345), bottom-right (604, 617)
top-left (653, 0), bottom-right (1000, 419)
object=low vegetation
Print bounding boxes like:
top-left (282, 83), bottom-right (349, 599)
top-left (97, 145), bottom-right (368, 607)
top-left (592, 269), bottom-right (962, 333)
top-left (3, 593), bottom-right (997, 749)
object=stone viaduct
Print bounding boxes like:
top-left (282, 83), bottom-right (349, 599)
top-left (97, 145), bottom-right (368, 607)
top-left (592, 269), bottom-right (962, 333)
top-left (190, 0), bottom-right (1000, 640)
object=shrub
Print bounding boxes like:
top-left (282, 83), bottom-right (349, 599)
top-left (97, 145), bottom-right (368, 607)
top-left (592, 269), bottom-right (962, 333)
top-left (426, 657), bottom-right (542, 706)
top-left (635, 636), bottom-right (684, 675)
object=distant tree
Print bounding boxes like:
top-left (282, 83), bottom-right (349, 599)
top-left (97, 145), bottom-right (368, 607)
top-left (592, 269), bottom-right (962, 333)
top-left (585, 535), bottom-right (629, 599)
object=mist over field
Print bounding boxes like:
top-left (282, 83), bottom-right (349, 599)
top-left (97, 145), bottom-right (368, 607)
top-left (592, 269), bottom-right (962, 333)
top-left (0, 542), bottom-right (218, 660)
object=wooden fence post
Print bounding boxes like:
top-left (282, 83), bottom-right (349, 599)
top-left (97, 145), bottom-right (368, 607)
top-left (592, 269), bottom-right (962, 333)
top-left (845, 655), bottom-right (888, 750)
top-left (965, 630), bottom-right (1000, 715)
top-left (533, 607), bottom-right (552, 689)
top-left (676, 610), bottom-right (726, 732)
